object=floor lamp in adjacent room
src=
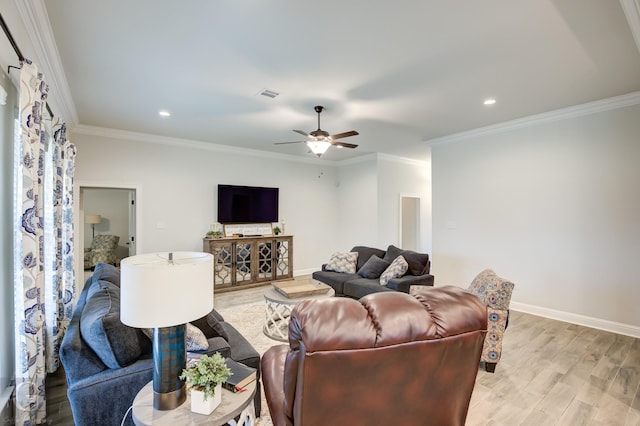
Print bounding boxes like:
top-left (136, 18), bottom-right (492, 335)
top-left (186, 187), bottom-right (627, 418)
top-left (85, 214), bottom-right (101, 239)
top-left (120, 252), bottom-right (213, 410)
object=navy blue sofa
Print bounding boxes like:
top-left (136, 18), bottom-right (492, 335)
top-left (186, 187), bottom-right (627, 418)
top-left (59, 263), bottom-right (261, 426)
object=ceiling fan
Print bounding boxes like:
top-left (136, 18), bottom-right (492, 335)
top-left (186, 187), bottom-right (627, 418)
top-left (275, 105), bottom-right (359, 157)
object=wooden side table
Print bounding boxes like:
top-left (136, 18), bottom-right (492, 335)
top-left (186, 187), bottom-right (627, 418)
top-left (132, 380), bottom-right (256, 425)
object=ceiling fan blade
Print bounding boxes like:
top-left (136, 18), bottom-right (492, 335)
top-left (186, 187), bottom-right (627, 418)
top-left (293, 129), bottom-right (309, 137)
top-left (274, 141), bottom-right (306, 145)
top-left (333, 141), bottom-right (358, 149)
top-left (331, 130), bottom-right (359, 140)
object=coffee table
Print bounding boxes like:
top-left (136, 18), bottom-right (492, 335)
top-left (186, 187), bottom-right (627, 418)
top-left (263, 278), bottom-right (335, 341)
top-left (131, 380), bottom-right (256, 425)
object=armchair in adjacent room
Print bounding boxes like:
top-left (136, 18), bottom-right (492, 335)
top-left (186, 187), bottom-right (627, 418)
top-left (467, 269), bottom-right (515, 373)
top-left (84, 235), bottom-right (120, 270)
top-left (261, 286), bottom-right (487, 426)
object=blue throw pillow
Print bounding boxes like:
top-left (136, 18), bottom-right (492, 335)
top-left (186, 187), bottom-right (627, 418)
top-left (81, 280), bottom-right (143, 368)
top-left (357, 255), bottom-right (390, 279)
top-left (91, 262), bottom-right (121, 287)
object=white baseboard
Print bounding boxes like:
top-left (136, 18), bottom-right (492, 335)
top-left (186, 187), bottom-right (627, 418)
top-left (294, 268), bottom-right (317, 277)
top-left (510, 301), bottom-right (640, 338)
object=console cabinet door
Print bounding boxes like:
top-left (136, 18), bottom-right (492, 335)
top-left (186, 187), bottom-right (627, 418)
top-left (208, 239), bottom-right (233, 289)
top-left (274, 237), bottom-right (292, 280)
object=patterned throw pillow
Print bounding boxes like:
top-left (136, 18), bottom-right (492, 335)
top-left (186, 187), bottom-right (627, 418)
top-left (379, 255), bottom-right (408, 286)
top-left (140, 324), bottom-right (209, 352)
top-left (186, 323), bottom-right (209, 351)
top-left (325, 252), bottom-right (359, 274)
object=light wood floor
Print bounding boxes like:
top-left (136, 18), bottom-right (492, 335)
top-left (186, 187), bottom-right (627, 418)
top-left (46, 284), bottom-right (640, 425)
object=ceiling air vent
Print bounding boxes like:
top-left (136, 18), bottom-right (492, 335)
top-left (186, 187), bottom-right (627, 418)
top-left (258, 89), bottom-right (279, 99)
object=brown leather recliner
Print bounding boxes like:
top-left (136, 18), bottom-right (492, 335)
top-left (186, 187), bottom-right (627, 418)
top-left (261, 285), bottom-right (488, 426)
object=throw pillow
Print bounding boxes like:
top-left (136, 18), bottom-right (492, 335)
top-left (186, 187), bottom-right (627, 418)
top-left (80, 280), bottom-right (143, 368)
top-left (186, 323), bottom-right (209, 351)
top-left (379, 255), bottom-right (409, 286)
top-left (357, 255), bottom-right (391, 279)
top-left (325, 251), bottom-right (358, 274)
top-left (191, 310), bottom-right (229, 341)
top-left (352, 246), bottom-right (386, 271)
top-left (383, 245), bottom-right (430, 276)
top-left (91, 262), bottom-right (121, 287)
top-left (382, 245), bottom-right (404, 263)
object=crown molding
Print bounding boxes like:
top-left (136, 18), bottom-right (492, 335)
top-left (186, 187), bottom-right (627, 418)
top-left (72, 124), bottom-right (345, 166)
top-left (620, 0), bottom-right (640, 54)
top-left (14, 0), bottom-right (78, 126)
top-left (335, 152), bottom-right (378, 166)
top-left (377, 152), bottom-right (429, 168)
top-left (426, 91), bottom-right (640, 146)
top-left (71, 123), bottom-right (426, 168)
top-left (335, 152), bottom-right (427, 168)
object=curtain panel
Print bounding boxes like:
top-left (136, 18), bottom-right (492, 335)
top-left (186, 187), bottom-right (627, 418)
top-left (13, 60), bottom-right (76, 426)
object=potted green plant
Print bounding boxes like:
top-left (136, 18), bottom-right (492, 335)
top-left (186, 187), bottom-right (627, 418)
top-left (180, 353), bottom-right (231, 415)
top-left (273, 226), bottom-right (282, 235)
top-left (206, 230), bottom-right (224, 239)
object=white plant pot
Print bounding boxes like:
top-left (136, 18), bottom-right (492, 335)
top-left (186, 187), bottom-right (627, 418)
top-left (190, 384), bottom-right (222, 415)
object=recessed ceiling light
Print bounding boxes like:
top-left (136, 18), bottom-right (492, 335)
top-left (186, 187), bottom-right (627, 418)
top-left (483, 99), bottom-right (496, 105)
top-left (159, 110), bottom-right (171, 117)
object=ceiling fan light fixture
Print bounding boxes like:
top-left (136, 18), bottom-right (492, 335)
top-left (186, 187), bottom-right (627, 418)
top-left (306, 140), bottom-right (331, 157)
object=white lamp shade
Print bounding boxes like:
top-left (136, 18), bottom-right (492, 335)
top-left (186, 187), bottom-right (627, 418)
top-left (120, 252), bottom-right (213, 328)
top-left (85, 214), bottom-right (102, 225)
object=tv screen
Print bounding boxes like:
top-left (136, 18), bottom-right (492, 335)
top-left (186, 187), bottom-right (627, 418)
top-left (217, 185), bottom-right (279, 224)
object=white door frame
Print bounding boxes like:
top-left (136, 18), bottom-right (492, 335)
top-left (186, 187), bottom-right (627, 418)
top-left (74, 181), bottom-right (142, 289)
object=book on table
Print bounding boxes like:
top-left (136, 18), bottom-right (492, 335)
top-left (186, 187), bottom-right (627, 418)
top-left (223, 358), bottom-right (257, 393)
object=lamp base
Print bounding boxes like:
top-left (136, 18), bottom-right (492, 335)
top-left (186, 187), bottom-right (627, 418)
top-left (152, 324), bottom-right (187, 410)
top-left (153, 385), bottom-right (186, 411)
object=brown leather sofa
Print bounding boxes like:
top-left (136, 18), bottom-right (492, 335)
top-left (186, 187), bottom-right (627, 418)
top-left (261, 286), bottom-right (488, 426)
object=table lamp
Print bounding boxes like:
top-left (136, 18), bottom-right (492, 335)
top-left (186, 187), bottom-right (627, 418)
top-left (85, 214), bottom-right (102, 238)
top-left (120, 252), bottom-right (213, 410)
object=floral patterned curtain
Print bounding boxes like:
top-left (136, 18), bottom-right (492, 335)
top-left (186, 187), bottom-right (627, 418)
top-left (14, 60), bottom-right (76, 426)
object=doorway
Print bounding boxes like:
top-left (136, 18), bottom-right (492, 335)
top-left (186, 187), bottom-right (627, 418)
top-left (79, 185), bottom-right (139, 268)
top-left (399, 195), bottom-right (420, 251)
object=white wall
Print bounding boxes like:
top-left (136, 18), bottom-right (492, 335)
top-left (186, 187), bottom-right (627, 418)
top-left (335, 156), bottom-right (378, 251)
top-left (331, 154), bottom-right (432, 257)
top-left (376, 154), bottom-right (431, 253)
top-left (72, 134), bottom-right (432, 275)
top-left (71, 132), bottom-right (339, 275)
top-left (432, 103), bottom-right (640, 333)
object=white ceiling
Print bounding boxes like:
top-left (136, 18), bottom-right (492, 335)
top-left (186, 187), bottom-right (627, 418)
top-left (4, 0), bottom-right (640, 161)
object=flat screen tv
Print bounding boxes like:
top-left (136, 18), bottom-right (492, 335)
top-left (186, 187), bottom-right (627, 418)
top-left (217, 184), bottom-right (279, 224)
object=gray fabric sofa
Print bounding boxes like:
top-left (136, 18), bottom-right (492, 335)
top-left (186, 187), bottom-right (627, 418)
top-left (312, 245), bottom-right (434, 298)
top-left (59, 263), bottom-right (261, 426)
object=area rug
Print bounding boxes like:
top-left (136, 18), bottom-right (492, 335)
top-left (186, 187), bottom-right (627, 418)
top-left (216, 301), bottom-right (275, 426)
